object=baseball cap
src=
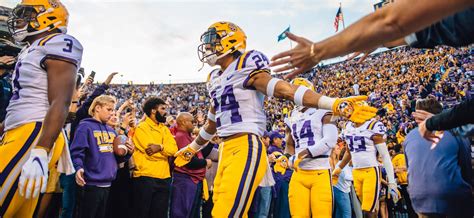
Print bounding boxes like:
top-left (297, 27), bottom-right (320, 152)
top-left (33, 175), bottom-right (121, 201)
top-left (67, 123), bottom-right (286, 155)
top-left (269, 131), bottom-right (284, 142)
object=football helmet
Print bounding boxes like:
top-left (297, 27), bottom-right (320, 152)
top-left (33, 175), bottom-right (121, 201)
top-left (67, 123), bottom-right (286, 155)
top-left (198, 21), bottom-right (246, 66)
top-left (290, 77), bottom-right (315, 91)
top-left (7, 0), bottom-right (69, 42)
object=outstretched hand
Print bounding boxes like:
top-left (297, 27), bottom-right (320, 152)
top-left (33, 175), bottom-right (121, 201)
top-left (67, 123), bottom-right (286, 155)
top-left (270, 32), bottom-right (320, 79)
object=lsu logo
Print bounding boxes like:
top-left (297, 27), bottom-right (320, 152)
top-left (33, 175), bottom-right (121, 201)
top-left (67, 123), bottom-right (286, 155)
top-left (228, 23), bottom-right (238, 32)
top-left (49, 0), bottom-right (60, 8)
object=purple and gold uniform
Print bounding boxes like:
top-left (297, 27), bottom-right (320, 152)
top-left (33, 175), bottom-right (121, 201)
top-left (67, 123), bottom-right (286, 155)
top-left (342, 119), bottom-right (386, 212)
top-left (0, 32), bottom-right (82, 217)
top-left (207, 50), bottom-right (269, 217)
top-left (286, 108), bottom-right (334, 217)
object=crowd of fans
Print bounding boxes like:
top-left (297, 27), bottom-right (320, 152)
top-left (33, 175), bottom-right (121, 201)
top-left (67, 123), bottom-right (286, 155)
top-left (6, 44), bottom-right (470, 218)
top-left (95, 45), bottom-right (472, 148)
top-left (57, 44), bottom-right (471, 218)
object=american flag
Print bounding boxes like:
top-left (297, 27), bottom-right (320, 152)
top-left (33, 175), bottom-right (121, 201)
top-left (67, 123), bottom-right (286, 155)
top-left (334, 6), bottom-right (343, 32)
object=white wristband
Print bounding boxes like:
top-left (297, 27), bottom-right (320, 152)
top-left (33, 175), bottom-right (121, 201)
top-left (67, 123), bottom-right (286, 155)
top-left (189, 141), bottom-right (201, 151)
top-left (199, 128), bottom-right (213, 141)
top-left (266, 78), bottom-right (281, 97)
top-left (208, 112), bottom-right (216, 122)
top-left (294, 86), bottom-right (309, 106)
top-left (318, 96), bottom-right (336, 110)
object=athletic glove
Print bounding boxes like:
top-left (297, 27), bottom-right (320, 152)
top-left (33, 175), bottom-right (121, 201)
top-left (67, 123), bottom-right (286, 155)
top-left (19, 148), bottom-right (49, 199)
top-left (333, 96), bottom-right (377, 123)
top-left (273, 155), bottom-right (289, 175)
top-left (174, 145), bottom-right (198, 167)
top-left (388, 183), bottom-right (401, 203)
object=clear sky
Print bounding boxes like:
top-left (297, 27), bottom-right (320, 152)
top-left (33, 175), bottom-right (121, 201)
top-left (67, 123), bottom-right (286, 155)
top-left (2, 0), bottom-right (379, 84)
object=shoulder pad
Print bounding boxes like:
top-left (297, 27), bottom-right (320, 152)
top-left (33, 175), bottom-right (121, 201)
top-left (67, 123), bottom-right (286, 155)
top-left (235, 50), bottom-right (270, 71)
top-left (39, 33), bottom-right (83, 68)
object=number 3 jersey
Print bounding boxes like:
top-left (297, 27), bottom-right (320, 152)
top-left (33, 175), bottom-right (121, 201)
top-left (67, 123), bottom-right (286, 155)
top-left (207, 50), bottom-right (269, 137)
top-left (341, 119), bottom-right (386, 169)
top-left (5, 33), bottom-right (83, 131)
top-left (285, 108), bottom-right (332, 170)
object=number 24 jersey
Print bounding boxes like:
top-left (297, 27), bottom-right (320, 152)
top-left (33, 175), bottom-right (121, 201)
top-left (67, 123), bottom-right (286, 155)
top-left (341, 119), bottom-right (386, 169)
top-left (207, 50), bottom-right (269, 137)
top-left (5, 33), bottom-right (83, 131)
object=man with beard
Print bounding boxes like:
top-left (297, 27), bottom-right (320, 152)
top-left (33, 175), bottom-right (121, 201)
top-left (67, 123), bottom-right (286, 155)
top-left (131, 96), bottom-right (178, 218)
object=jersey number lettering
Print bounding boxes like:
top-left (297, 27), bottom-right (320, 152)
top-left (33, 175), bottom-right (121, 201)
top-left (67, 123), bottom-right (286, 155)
top-left (292, 120), bottom-right (315, 148)
top-left (251, 53), bottom-right (269, 69)
top-left (11, 62), bottom-right (22, 100)
top-left (63, 38), bottom-right (73, 53)
top-left (212, 85), bottom-right (242, 127)
top-left (346, 135), bottom-right (366, 152)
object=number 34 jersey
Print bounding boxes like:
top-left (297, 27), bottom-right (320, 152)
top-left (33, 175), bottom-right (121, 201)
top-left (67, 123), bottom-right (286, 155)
top-left (207, 50), bottom-right (269, 137)
top-left (285, 108), bottom-right (332, 170)
top-left (5, 33), bottom-right (83, 131)
top-left (341, 119), bottom-right (386, 169)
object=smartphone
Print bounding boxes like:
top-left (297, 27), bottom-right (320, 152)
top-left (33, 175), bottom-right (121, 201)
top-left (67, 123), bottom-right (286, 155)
top-left (89, 71), bottom-right (96, 79)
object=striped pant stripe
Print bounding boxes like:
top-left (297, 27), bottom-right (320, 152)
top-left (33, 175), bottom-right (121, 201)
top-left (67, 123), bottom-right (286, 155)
top-left (0, 176), bottom-right (19, 216)
top-left (238, 135), bottom-right (262, 217)
top-left (229, 135), bottom-right (261, 217)
top-left (0, 122), bottom-right (42, 187)
top-left (369, 167), bottom-right (380, 212)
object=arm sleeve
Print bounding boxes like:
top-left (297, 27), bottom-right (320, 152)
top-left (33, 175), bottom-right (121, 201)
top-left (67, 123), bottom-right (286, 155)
top-left (81, 84), bottom-right (110, 111)
top-left (69, 126), bottom-right (89, 170)
top-left (426, 99), bottom-right (474, 131)
top-left (160, 127), bottom-right (178, 157)
top-left (131, 126), bottom-right (147, 153)
top-left (200, 143), bottom-right (214, 157)
top-left (73, 83), bottom-right (110, 133)
top-left (375, 143), bottom-right (396, 184)
top-left (406, 7), bottom-right (474, 48)
top-left (184, 156), bottom-right (208, 169)
top-left (307, 124), bottom-right (338, 157)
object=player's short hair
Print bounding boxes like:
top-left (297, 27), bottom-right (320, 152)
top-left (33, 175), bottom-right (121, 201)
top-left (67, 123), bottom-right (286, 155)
top-left (415, 96), bottom-right (442, 115)
top-left (88, 95), bottom-right (116, 116)
top-left (143, 96), bottom-right (166, 117)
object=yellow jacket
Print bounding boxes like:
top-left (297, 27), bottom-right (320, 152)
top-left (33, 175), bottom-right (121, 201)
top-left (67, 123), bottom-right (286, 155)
top-left (392, 154), bottom-right (408, 185)
top-left (132, 117), bottom-right (178, 179)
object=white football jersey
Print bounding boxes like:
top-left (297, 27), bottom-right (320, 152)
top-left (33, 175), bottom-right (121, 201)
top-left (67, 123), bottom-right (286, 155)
top-left (341, 119), bottom-right (386, 169)
top-left (285, 107), bottom-right (333, 170)
top-left (5, 33), bottom-right (83, 131)
top-left (207, 50), bottom-right (269, 137)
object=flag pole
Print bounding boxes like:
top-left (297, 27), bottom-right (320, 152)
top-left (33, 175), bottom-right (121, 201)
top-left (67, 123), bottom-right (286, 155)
top-left (288, 25), bottom-right (293, 49)
top-left (340, 2), bottom-right (345, 29)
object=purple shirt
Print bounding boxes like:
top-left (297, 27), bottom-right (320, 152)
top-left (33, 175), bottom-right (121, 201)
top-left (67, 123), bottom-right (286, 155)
top-left (70, 118), bottom-right (130, 186)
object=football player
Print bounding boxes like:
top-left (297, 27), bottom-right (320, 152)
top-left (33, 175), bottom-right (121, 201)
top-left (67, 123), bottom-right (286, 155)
top-left (0, 1), bottom-right (82, 217)
top-left (284, 78), bottom-right (338, 218)
top-left (174, 21), bottom-right (376, 217)
top-left (333, 117), bottom-right (398, 218)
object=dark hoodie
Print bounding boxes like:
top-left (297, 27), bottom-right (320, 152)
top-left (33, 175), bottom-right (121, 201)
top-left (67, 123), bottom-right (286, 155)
top-left (70, 118), bottom-right (130, 186)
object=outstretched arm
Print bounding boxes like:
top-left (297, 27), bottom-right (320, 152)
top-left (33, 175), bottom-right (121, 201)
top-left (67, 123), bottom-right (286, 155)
top-left (270, 0), bottom-right (473, 78)
top-left (246, 71), bottom-right (377, 123)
